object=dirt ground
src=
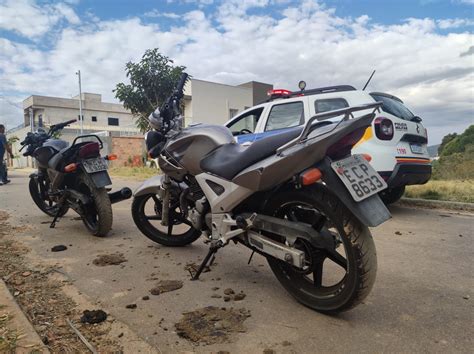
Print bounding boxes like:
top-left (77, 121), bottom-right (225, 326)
top-left (0, 171), bottom-right (473, 353)
top-left (0, 209), bottom-right (154, 353)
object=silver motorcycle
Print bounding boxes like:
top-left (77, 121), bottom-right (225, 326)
top-left (132, 73), bottom-right (391, 313)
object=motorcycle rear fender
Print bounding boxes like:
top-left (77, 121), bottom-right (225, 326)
top-left (317, 157), bottom-right (391, 227)
top-left (88, 171), bottom-right (112, 188)
top-left (134, 175), bottom-right (165, 197)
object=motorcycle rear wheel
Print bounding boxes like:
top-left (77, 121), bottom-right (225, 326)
top-left (264, 184), bottom-right (377, 314)
top-left (77, 173), bottom-right (112, 237)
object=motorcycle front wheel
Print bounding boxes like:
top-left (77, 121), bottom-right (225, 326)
top-left (131, 193), bottom-right (201, 246)
top-left (29, 175), bottom-right (69, 217)
top-left (263, 183), bottom-right (377, 314)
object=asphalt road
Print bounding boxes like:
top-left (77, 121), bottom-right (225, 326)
top-left (1, 171), bottom-right (473, 353)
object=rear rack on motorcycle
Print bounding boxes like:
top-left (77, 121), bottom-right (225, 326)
top-left (276, 102), bottom-right (382, 155)
top-left (71, 134), bottom-right (104, 149)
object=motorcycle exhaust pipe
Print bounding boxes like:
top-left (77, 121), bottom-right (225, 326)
top-left (108, 187), bottom-right (132, 204)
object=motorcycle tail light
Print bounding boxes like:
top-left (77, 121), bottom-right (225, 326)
top-left (374, 117), bottom-right (394, 140)
top-left (79, 142), bottom-right (100, 158)
top-left (326, 126), bottom-right (367, 160)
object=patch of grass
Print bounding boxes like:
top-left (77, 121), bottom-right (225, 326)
top-left (109, 166), bottom-right (159, 180)
top-left (405, 180), bottom-right (474, 203)
top-left (0, 310), bottom-right (20, 352)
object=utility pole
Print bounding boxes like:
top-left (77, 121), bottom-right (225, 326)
top-left (29, 108), bottom-right (34, 168)
top-left (76, 70), bottom-right (83, 135)
top-left (29, 108), bottom-right (33, 132)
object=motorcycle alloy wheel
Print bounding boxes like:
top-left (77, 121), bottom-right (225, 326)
top-left (29, 175), bottom-right (69, 217)
top-left (131, 193), bottom-right (201, 246)
top-left (264, 183), bottom-right (377, 314)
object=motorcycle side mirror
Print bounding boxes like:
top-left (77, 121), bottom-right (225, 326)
top-left (411, 116), bottom-right (422, 123)
top-left (145, 131), bottom-right (164, 152)
top-left (148, 142), bottom-right (165, 158)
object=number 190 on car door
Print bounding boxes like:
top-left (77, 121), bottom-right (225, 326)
top-left (331, 155), bottom-right (387, 202)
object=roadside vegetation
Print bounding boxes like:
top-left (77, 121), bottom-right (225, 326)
top-left (0, 305), bottom-right (19, 352)
top-left (405, 180), bottom-right (474, 203)
top-left (109, 166), bottom-right (158, 179)
top-left (406, 125), bottom-right (473, 203)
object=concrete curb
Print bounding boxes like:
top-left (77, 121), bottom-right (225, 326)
top-left (0, 280), bottom-right (50, 353)
top-left (398, 197), bottom-right (474, 212)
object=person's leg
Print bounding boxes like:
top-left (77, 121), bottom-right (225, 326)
top-left (3, 160), bottom-right (9, 183)
top-left (0, 152), bottom-right (5, 183)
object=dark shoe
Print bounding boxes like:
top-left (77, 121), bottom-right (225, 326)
top-left (3, 179), bottom-right (10, 184)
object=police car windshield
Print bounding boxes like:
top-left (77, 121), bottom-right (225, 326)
top-left (370, 94), bottom-right (415, 121)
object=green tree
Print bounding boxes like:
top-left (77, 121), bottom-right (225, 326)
top-left (114, 49), bottom-right (186, 132)
top-left (441, 125), bottom-right (474, 156)
top-left (437, 132), bottom-right (457, 156)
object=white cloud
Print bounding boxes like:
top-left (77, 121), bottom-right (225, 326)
top-left (0, 0), bottom-right (80, 39)
top-left (144, 9), bottom-right (181, 19)
top-left (0, 0), bottom-right (472, 143)
top-left (437, 18), bottom-right (474, 29)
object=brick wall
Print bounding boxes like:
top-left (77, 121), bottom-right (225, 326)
top-left (111, 136), bottom-right (145, 167)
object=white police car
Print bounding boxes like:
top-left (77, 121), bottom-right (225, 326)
top-left (225, 86), bottom-right (431, 204)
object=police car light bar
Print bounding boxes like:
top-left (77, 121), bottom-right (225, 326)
top-left (267, 89), bottom-right (292, 97)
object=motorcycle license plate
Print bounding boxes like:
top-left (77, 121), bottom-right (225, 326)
top-left (331, 155), bottom-right (387, 202)
top-left (82, 157), bottom-right (108, 173)
top-left (410, 143), bottom-right (423, 154)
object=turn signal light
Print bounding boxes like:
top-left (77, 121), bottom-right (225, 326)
top-left (300, 168), bottom-right (322, 186)
top-left (106, 154), bottom-right (118, 161)
top-left (64, 163), bottom-right (77, 173)
top-left (362, 154), bottom-right (372, 162)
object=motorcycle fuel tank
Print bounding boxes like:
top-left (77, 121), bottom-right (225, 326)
top-left (34, 139), bottom-right (69, 168)
top-left (159, 124), bottom-right (235, 179)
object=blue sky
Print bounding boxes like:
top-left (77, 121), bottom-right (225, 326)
top-left (0, 0), bottom-right (473, 143)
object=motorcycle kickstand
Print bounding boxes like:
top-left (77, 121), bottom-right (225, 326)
top-left (191, 242), bottom-right (221, 281)
top-left (50, 194), bottom-right (67, 229)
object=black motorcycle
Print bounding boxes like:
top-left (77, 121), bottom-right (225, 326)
top-left (20, 119), bottom-right (131, 236)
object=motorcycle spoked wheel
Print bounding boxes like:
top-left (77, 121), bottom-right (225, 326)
top-left (76, 173), bottom-right (112, 237)
top-left (29, 175), bottom-right (69, 217)
top-left (131, 193), bottom-right (201, 246)
top-left (263, 183), bottom-right (377, 314)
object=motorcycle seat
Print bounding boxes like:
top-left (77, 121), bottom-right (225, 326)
top-left (200, 127), bottom-right (304, 180)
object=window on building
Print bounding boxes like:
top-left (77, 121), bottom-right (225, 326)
top-left (78, 114), bottom-right (84, 120)
top-left (265, 102), bottom-right (304, 132)
top-left (38, 114), bottom-right (43, 127)
top-left (108, 117), bottom-right (119, 126)
top-left (229, 108), bottom-right (239, 119)
top-left (227, 108), bottom-right (264, 136)
top-left (91, 116), bottom-right (97, 122)
top-left (314, 98), bottom-right (349, 113)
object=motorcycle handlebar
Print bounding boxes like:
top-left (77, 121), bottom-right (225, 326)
top-left (51, 119), bottom-right (77, 132)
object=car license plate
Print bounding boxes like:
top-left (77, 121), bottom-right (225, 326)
top-left (410, 144), bottom-right (423, 154)
top-left (82, 157), bottom-right (108, 173)
top-left (331, 155), bottom-right (387, 202)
